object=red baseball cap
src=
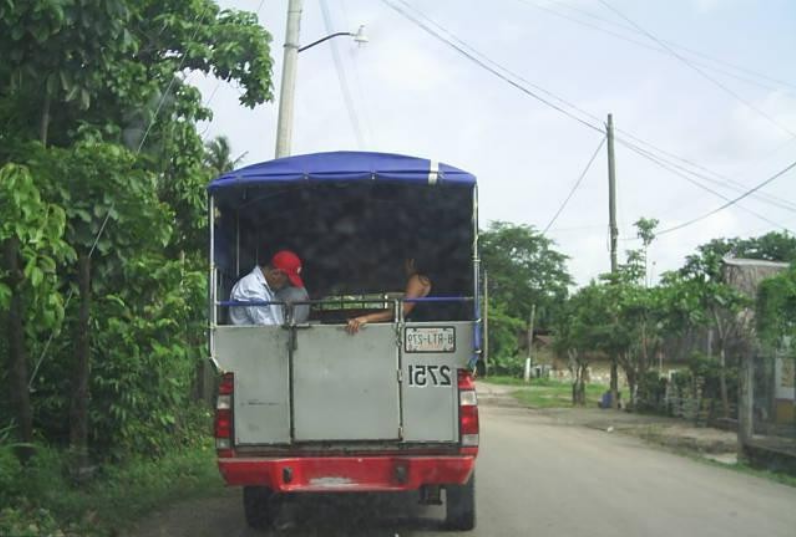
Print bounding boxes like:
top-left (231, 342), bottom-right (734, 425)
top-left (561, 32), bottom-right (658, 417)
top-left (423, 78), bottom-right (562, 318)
top-left (271, 250), bottom-right (304, 287)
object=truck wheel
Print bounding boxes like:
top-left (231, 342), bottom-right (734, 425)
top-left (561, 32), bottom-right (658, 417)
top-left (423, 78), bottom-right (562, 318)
top-left (445, 473), bottom-right (476, 531)
top-left (243, 486), bottom-right (273, 530)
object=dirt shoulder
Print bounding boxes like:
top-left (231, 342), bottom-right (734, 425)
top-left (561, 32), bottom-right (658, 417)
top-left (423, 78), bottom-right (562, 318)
top-left (476, 381), bottom-right (739, 459)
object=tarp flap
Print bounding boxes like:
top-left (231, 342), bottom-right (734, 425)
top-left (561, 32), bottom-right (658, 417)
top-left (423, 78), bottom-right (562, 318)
top-left (207, 151), bottom-right (476, 192)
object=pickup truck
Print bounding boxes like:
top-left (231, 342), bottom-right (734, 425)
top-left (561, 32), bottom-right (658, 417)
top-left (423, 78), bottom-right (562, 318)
top-left (208, 151), bottom-right (481, 530)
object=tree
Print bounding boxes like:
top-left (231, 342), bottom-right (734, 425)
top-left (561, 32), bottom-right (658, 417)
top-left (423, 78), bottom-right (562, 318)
top-left (678, 242), bottom-right (751, 418)
top-left (0, 0), bottom-right (275, 465)
top-left (757, 265), bottom-right (796, 350)
top-left (204, 135), bottom-right (247, 177)
top-left (27, 140), bottom-right (171, 464)
top-left (481, 221), bottom-right (572, 328)
top-left (0, 164), bottom-right (72, 444)
top-left (555, 283), bottom-right (616, 405)
top-left (634, 217), bottom-right (658, 287)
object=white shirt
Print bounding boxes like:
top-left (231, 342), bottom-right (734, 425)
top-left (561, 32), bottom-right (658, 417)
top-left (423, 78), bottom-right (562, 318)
top-left (275, 285), bottom-right (310, 323)
top-left (229, 266), bottom-right (285, 326)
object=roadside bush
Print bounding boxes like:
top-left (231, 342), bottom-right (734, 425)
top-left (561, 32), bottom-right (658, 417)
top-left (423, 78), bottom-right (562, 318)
top-left (0, 440), bottom-right (219, 536)
top-left (0, 505), bottom-right (66, 537)
top-left (636, 371), bottom-right (667, 413)
top-left (688, 352), bottom-right (738, 410)
top-left (0, 445), bottom-right (24, 507)
top-left (490, 354), bottom-right (525, 377)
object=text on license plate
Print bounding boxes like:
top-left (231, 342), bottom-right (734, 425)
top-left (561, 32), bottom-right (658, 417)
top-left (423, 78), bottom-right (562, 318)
top-left (404, 327), bottom-right (456, 353)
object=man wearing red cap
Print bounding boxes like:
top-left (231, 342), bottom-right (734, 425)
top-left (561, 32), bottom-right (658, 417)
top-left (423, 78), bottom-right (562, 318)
top-left (229, 250), bottom-right (304, 326)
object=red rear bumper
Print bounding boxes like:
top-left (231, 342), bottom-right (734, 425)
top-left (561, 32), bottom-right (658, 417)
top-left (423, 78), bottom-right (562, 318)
top-left (218, 455), bottom-right (475, 492)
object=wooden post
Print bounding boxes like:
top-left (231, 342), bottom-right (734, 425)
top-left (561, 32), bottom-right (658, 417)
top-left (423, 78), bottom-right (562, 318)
top-left (483, 270), bottom-right (489, 377)
top-left (524, 304), bottom-right (536, 383)
top-left (738, 350), bottom-right (754, 460)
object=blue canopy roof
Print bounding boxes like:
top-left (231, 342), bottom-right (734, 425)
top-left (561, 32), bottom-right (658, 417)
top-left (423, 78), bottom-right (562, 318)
top-left (207, 151), bottom-right (476, 193)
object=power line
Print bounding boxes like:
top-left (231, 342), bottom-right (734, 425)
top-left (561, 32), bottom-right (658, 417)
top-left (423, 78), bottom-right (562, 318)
top-left (616, 136), bottom-right (796, 214)
top-left (513, 0), bottom-right (793, 94)
top-left (596, 0), bottom-right (796, 138)
top-left (614, 130), bottom-right (796, 212)
top-left (386, 0), bottom-right (796, 215)
top-left (619, 140), bottom-right (794, 235)
top-left (383, 0), bottom-right (796, 237)
top-left (654, 158), bottom-right (796, 237)
top-left (543, 136), bottom-right (606, 234)
top-left (381, 0), bottom-right (605, 135)
top-left (319, 0), bottom-right (366, 149)
top-left (521, 0), bottom-right (796, 93)
top-left (340, 0), bottom-right (377, 146)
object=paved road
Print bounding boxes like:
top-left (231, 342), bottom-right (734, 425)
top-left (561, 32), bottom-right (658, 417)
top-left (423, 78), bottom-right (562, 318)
top-left (128, 402), bottom-right (796, 537)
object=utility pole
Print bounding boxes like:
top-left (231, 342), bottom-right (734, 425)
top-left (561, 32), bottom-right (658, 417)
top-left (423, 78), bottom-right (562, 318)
top-left (607, 113), bottom-right (620, 408)
top-left (483, 271), bottom-right (489, 377)
top-left (607, 113), bottom-right (618, 272)
top-left (524, 304), bottom-right (536, 383)
top-left (275, 0), bottom-right (304, 159)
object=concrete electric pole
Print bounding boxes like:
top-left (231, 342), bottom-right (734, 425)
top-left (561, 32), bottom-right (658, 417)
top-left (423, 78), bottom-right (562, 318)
top-left (607, 113), bottom-right (620, 408)
top-left (607, 113), bottom-right (618, 273)
top-left (275, 0), bottom-right (304, 159)
top-left (524, 304), bottom-right (536, 383)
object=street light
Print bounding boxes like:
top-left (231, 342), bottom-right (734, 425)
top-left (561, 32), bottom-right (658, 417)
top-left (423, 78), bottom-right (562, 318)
top-left (299, 25), bottom-right (368, 53)
top-left (274, 0), bottom-right (368, 158)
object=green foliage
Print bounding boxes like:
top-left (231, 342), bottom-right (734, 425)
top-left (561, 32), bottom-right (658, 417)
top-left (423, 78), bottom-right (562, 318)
top-left (510, 381), bottom-right (604, 409)
top-left (481, 221), bottom-right (572, 326)
top-left (680, 232), bottom-right (796, 282)
top-left (88, 256), bottom-right (207, 457)
top-left (485, 299), bottom-right (526, 375)
top-left (0, 445), bottom-right (24, 507)
top-left (26, 139), bottom-right (173, 258)
top-left (0, 0), bottom-right (273, 529)
top-left (0, 440), bottom-right (220, 536)
top-left (0, 164), bottom-right (72, 329)
top-left (757, 264), bottom-right (796, 352)
top-left (0, 505), bottom-right (66, 537)
top-left (636, 371), bottom-right (667, 412)
top-left (481, 221), bottom-right (572, 367)
top-left (204, 135), bottom-right (247, 177)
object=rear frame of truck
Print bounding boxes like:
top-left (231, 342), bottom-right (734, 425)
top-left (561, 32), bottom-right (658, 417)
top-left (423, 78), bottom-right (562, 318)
top-left (207, 151), bottom-right (482, 530)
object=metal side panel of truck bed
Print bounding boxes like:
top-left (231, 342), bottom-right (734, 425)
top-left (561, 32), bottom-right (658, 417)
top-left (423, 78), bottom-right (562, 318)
top-left (212, 320), bottom-right (473, 446)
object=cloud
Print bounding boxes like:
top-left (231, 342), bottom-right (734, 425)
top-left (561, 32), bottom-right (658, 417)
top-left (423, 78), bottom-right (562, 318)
top-left (694, 0), bottom-right (723, 14)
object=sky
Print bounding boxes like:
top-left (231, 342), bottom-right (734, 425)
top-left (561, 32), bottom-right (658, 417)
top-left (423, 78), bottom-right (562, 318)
top-left (195, 0), bottom-right (796, 285)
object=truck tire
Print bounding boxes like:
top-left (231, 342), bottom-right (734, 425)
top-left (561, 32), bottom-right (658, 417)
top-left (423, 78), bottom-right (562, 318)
top-left (243, 486), bottom-right (273, 530)
top-left (445, 473), bottom-right (476, 531)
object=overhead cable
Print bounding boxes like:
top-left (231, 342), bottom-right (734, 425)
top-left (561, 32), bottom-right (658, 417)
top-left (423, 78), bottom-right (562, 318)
top-left (596, 0), bottom-right (796, 138)
top-left (383, 0), bottom-right (796, 236)
top-left (620, 141), bottom-right (794, 235)
top-left (654, 158), bottom-right (796, 237)
top-left (380, 0), bottom-right (605, 135)
top-left (319, 0), bottom-right (366, 148)
top-left (543, 136), bottom-right (606, 234)
top-left (515, 0), bottom-right (796, 93)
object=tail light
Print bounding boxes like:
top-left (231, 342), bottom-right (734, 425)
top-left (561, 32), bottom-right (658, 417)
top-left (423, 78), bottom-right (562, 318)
top-left (458, 369), bottom-right (479, 449)
top-left (215, 372), bottom-right (234, 457)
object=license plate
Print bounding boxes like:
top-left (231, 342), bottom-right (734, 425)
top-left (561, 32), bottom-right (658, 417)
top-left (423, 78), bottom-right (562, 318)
top-left (405, 327), bottom-right (456, 353)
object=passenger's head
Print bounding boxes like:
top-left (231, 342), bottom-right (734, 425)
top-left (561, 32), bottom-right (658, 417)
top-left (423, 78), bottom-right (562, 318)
top-left (404, 253), bottom-right (433, 280)
top-left (264, 250), bottom-right (304, 290)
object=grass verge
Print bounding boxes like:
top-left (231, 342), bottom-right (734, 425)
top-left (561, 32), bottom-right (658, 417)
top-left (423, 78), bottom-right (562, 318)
top-left (0, 440), bottom-right (223, 537)
top-left (655, 441), bottom-right (796, 489)
top-left (508, 381), bottom-right (605, 408)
